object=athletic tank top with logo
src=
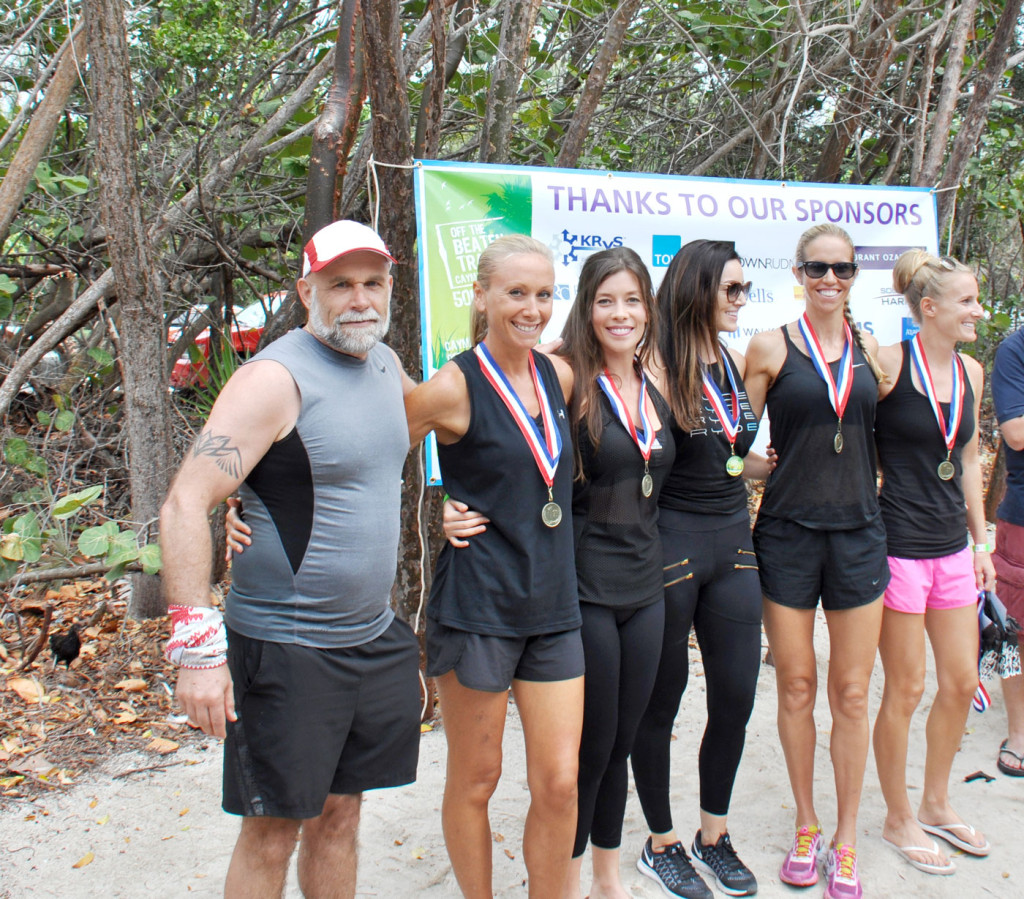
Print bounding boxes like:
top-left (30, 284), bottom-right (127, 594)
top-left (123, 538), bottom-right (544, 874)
top-left (659, 350), bottom-right (759, 517)
top-left (227, 328), bottom-right (409, 648)
top-left (573, 383), bottom-right (675, 609)
top-left (428, 349), bottom-right (580, 637)
top-left (758, 325), bottom-right (880, 530)
top-left (876, 341), bottom-right (974, 559)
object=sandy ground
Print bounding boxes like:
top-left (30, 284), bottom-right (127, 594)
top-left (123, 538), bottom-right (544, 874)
top-left (3, 614), bottom-right (1022, 899)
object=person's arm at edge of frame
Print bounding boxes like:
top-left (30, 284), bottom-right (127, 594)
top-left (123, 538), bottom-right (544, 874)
top-left (961, 354), bottom-right (996, 590)
top-left (160, 360), bottom-right (299, 738)
top-left (994, 338), bottom-right (1024, 452)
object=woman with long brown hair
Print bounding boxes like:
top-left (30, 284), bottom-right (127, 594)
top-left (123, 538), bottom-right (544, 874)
top-left (630, 240), bottom-right (766, 899)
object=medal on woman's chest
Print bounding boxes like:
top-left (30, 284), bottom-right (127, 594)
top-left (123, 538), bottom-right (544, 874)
top-left (798, 315), bottom-right (854, 455)
top-left (702, 353), bottom-right (745, 476)
top-left (598, 366), bottom-right (658, 499)
top-left (475, 343), bottom-right (564, 527)
top-left (909, 335), bottom-right (965, 484)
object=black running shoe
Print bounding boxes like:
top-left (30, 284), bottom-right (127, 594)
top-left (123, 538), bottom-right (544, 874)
top-left (637, 836), bottom-right (713, 899)
top-left (691, 831), bottom-right (758, 896)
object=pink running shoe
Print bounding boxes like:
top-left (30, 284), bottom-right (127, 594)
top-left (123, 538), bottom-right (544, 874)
top-left (822, 843), bottom-right (862, 899)
top-left (779, 824), bottom-right (822, 887)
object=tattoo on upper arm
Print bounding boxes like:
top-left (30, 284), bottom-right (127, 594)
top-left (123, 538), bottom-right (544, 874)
top-left (192, 431), bottom-right (243, 479)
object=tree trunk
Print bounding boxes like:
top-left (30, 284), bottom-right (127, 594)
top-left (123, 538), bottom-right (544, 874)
top-left (0, 24), bottom-right (86, 250)
top-left (412, 0), bottom-right (455, 160)
top-left (934, 0), bottom-right (1024, 235)
top-left (478, 0), bottom-right (543, 163)
top-left (303, 0), bottom-right (364, 237)
top-left (813, 0), bottom-right (899, 183)
top-left (363, 0), bottom-right (426, 629)
top-left (555, 0), bottom-right (642, 169)
top-left (84, 0), bottom-right (173, 619)
top-left (915, 0), bottom-right (976, 186)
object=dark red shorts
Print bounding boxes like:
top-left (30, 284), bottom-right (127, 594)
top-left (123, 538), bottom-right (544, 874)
top-left (994, 519), bottom-right (1024, 623)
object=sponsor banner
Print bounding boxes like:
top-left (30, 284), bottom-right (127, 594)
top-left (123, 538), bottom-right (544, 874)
top-left (414, 160), bottom-right (938, 482)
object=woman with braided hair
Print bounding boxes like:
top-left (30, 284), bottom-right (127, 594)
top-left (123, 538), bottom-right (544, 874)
top-left (744, 223), bottom-right (888, 899)
top-left (871, 249), bottom-right (992, 875)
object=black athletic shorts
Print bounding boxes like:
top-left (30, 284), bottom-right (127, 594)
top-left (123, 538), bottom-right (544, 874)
top-left (222, 617), bottom-right (421, 818)
top-left (752, 514), bottom-right (890, 611)
top-left (425, 620), bottom-right (584, 693)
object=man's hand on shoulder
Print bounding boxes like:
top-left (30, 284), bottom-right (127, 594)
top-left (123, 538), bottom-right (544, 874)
top-left (176, 665), bottom-right (236, 739)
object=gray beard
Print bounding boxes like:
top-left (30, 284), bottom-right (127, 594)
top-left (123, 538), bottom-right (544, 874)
top-left (308, 289), bottom-right (390, 355)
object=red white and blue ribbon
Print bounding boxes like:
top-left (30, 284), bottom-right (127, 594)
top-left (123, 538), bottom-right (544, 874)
top-left (597, 367), bottom-right (655, 462)
top-left (475, 342), bottom-right (562, 488)
top-left (972, 682), bottom-right (991, 713)
top-left (798, 313), bottom-right (854, 421)
top-left (701, 352), bottom-right (742, 447)
top-left (909, 333), bottom-right (965, 457)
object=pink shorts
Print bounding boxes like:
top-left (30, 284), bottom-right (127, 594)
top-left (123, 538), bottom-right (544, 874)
top-left (884, 547), bottom-right (976, 613)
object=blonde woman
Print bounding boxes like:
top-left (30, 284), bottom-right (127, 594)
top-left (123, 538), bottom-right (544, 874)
top-left (871, 250), bottom-right (993, 875)
top-left (744, 224), bottom-right (887, 899)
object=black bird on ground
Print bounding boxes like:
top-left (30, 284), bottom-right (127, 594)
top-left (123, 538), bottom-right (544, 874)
top-left (50, 624), bottom-right (81, 669)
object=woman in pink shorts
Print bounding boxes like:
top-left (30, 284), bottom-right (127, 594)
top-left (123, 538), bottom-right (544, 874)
top-left (871, 249), bottom-right (995, 876)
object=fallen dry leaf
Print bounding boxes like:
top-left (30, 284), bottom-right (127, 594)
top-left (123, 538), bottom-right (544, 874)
top-left (72, 851), bottom-right (95, 868)
top-left (114, 678), bottom-right (147, 692)
top-left (147, 737), bottom-right (179, 755)
top-left (503, 849), bottom-right (515, 860)
top-left (179, 807), bottom-right (189, 817)
top-left (113, 710), bottom-right (138, 725)
top-left (7, 677), bottom-right (46, 704)
top-left (11, 755), bottom-right (54, 775)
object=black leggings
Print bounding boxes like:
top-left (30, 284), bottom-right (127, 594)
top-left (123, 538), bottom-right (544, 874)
top-left (631, 510), bottom-right (762, 828)
top-left (573, 600), bottom-right (664, 856)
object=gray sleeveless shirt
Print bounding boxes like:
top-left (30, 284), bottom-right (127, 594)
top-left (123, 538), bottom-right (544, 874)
top-left (225, 328), bottom-right (409, 648)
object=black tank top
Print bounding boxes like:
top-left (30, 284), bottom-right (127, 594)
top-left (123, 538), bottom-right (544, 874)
top-left (428, 349), bottom-right (580, 637)
top-left (877, 341), bottom-right (974, 558)
top-left (758, 325), bottom-right (880, 529)
top-left (659, 350), bottom-right (759, 517)
top-left (573, 384), bottom-right (675, 609)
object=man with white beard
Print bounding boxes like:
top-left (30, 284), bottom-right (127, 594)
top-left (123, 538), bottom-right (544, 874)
top-left (160, 221), bottom-right (421, 898)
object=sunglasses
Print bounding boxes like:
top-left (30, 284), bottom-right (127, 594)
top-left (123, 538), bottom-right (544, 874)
top-left (721, 281), bottom-right (752, 302)
top-left (798, 261), bottom-right (858, 280)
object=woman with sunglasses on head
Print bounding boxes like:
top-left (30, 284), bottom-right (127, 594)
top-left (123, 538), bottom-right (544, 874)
top-left (870, 250), bottom-right (992, 876)
top-left (446, 246), bottom-right (676, 899)
top-left (630, 240), bottom-right (767, 899)
top-left (743, 223), bottom-right (889, 899)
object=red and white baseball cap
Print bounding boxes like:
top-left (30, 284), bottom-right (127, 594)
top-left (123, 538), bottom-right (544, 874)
top-left (301, 220), bottom-right (396, 276)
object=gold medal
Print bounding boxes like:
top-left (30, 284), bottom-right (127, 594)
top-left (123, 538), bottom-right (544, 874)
top-left (834, 427), bottom-right (844, 454)
top-left (541, 501), bottom-right (562, 528)
top-left (726, 455), bottom-right (745, 477)
top-left (641, 474), bottom-right (654, 497)
top-left (937, 459), bottom-right (955, 481)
